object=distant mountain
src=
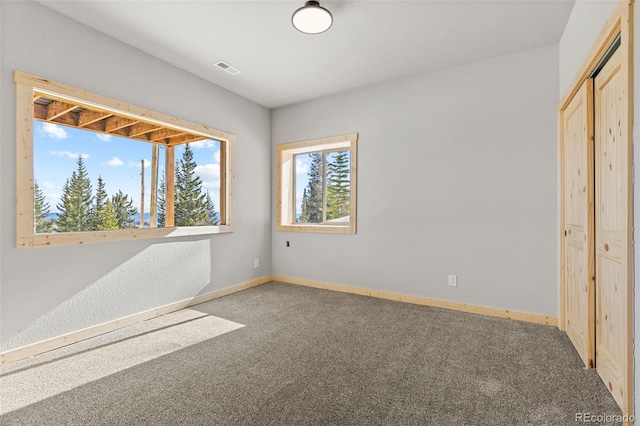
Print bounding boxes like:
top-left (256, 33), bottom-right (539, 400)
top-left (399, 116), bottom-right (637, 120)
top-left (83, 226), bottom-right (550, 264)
top-left (133, 213), bottom-right (151, 227)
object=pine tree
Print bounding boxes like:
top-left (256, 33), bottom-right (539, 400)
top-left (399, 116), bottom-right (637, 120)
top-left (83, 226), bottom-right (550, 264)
top-left (92, 176), bottom-right (119, 231)
top-left (34, 180), bottom-right (53, 233)
top-left (157, 172), bottom-right (166, 228)
top-left (326, 151), bottom-right (351, 221)
top-left (301, 152), bottom-right (324, 223)
top-left (55, 156), bottom-right (93, 232)
top-left (91, 175), bottom-right (112, 230)
top-left (299, 187), bottom-right (309, 223)
top-left (111, 190), bottom-right (137, 229)
top-left (174, 144), bottom-right (207, 226)
top-left (99, 200), bottom-right (119, 230)
top-left (205, 191), bottom-right (219, 225)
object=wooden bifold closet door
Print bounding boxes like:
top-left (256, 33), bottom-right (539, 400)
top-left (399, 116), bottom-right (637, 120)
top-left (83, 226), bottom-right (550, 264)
top-left (562, 79), bottom-right (595, 370)
top-left (559, 2), bottom-right (633, 419)
top-left (593, 47), bottom-right (630, 410)
top-left (562, 45), bottom-right (631, 414)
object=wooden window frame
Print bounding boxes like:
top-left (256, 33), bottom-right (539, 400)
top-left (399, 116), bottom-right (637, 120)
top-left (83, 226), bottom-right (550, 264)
top-left (276, 133), bottom-right (357, 234)
top-left (15, 71), bottom-right (236, 248)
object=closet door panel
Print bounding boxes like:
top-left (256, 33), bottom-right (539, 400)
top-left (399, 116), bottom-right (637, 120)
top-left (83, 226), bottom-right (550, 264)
top-left (562, 80), bottom-right (595, 369)
top-left (594, 48), bottom-right (628, 410)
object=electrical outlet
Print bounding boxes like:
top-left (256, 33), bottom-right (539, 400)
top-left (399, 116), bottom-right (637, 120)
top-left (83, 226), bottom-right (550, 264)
top-left (254, 259), bottom-right (259, 269)
top-left (448, 274), bottom-right (457, 287)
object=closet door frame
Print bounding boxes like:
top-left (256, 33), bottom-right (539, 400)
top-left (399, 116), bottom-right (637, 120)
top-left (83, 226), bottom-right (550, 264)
top-left (558, 0), bottom-right (633, 418)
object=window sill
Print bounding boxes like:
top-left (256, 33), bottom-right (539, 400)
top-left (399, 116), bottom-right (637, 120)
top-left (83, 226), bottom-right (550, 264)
top-left (20, 225), bottom-right (233, 248)
top-left (277, 224), bottom-right (355, 234)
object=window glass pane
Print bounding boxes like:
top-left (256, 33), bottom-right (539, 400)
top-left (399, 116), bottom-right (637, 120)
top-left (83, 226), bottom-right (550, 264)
top-left (326, 150), bottom-right (350, 222)
top-left (294, 150), bottom-right (351, 224)
top-left (172, 141), bottom-right (221, 227)
top-left (33, 121), bottom-right (165, 233)
top-left (33, 121), bottom-right (223, 232)
top-left (295, 152), bottom-right (324, 223)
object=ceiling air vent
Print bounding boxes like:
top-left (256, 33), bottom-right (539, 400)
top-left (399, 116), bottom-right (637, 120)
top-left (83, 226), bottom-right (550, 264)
top-left (214, 61), bottom-right (242, 76)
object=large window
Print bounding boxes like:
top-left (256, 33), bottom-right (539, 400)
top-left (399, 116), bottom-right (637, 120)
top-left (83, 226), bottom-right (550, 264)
top-left (277, 133), bottom-right (357, 234)
top-left (15, 71), bottom-right (235, 248)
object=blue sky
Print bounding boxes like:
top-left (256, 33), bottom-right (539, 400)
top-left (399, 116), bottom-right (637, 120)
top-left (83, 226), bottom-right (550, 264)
top-left (34, 121), bottom-right (221, 214)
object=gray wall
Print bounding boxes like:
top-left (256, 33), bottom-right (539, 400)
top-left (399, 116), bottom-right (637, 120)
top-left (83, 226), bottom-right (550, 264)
top-left (272, 45), bottom-right (559, 317)
top-left (559, 0), bottom-right (638, 414)
top-left (559, 1), bottom-right (618, 96)
top-left (0, 1), bottom-right (272, 351)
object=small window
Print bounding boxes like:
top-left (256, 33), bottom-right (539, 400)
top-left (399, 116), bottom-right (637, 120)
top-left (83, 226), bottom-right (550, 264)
top-left (15, 71), bottom-right (235, 248)
top-left (277, 133), bottom-right (357, 234)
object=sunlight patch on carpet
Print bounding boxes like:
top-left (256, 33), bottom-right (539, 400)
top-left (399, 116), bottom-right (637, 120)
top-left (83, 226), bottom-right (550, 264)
top-left (0, 309), bottom-right (244, 414)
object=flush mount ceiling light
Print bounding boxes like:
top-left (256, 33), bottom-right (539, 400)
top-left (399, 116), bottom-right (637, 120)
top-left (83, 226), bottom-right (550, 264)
top-left (292, 1), bottom-right (333, 34)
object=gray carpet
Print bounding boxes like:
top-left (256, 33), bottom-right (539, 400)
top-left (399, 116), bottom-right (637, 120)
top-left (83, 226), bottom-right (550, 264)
top-left (0, 281), bottom-right (622, 425)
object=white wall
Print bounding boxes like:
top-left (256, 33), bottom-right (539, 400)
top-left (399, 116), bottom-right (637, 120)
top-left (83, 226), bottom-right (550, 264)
top-left (559, 0), bottom-right (618, 96)
top-left (559, 0), bottom-right (637, 414)
top-left (272, 45), bottom-right (559, 317)
top-left (0, 1), bottom-right (272, 351)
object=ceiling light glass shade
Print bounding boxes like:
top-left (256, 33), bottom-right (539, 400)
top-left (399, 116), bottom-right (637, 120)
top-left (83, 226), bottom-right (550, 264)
top-left (292, 1), bottom-right (333, 34)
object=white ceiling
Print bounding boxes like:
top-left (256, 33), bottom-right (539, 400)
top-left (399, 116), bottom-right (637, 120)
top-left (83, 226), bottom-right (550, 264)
top-left (39, 0), bottom-right (575, 109)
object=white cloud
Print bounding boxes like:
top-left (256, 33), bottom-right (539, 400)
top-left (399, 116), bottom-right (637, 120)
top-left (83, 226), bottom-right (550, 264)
top-left (46, 193), bottom-right (61, 201)
top-left (128, 159), bottom-right (151, 168)
top-left (51, 150), bottom-right (89, 160)
top-left (296, 158), bottom-right (309, 174)
top-left (194, 163), bottom-right (220, 189)
top-left (96, 134), bottom-right (112, 142)
top-left (214, 150), bottom-right (221, 163)
top-left (190, 139), bottom-right (216, 149)
top-left (41, 123), bottom-right (68, 140)
top-left (41, 181), bottom-right (57, 189)
top-left (107, 157), bottom-right (124, 167)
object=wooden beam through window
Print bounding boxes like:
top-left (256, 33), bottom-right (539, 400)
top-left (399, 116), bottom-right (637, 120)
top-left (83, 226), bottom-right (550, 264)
top-left (166, 134), bottom-right (208, 146)
top-left (148, 128), bottom-right (185, 143)
top-left (32, 92), bottom-right (209, 146)
top-left (129, 122), bottom-right (161, 139)
top-left (104, 116), bottom-right (139, 133)
top-left (45, 100), bottom-right (77, 121)
top-left (78, 110), bottom-right (113, 127)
